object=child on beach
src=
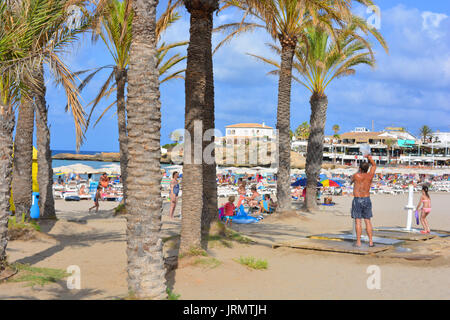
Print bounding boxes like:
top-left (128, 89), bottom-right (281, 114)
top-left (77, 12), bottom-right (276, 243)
top-left (416, 185), bottom-right (432, 234)
top-left (223, 196), bottom-right (236, 227)
top-left (89, 186), bottom-right (102, 213)
top-left (237, 178), bottom-right (246, 208)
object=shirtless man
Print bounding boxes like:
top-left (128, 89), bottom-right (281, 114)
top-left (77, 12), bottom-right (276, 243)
top-left (351, 155), bottom-right (376, 247)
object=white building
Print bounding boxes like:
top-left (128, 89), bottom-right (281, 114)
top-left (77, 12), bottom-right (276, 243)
top-left (215, 123), bottom-right (275, 146)
top-left (433, 132), bottom-right (450, 144)
top-left (225, 123), bottom-right (275, 139)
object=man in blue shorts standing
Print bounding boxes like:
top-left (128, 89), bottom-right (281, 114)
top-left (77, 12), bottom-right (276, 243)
top-left (351, 155), bottom-right (377, 247)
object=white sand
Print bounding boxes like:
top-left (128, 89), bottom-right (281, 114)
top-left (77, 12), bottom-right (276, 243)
top-left (1, 193), bottom-right (449, 299)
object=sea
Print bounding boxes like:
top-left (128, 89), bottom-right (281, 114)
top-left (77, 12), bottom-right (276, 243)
top-left (51, 150), bottom-right (172, 180)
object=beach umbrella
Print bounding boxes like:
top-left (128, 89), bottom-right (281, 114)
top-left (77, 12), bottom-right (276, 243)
top-left (53, 163), bottom-right (98, 174)
top-left (320, 179), bottom-right (343, 187)
top-left (291, 178), bottom-right (323, 187)
top-left (100, 165), bottom-right (121, 174)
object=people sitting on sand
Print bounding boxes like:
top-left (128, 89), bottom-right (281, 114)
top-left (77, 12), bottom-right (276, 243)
top-left (237, 178), bottom-right (247, 208)
top-left (100, 173), bottom-right (109, 190)
top-left (259, 194), bottom-right (277, 214)
top-left (292, 186), bottom-right (302, 199)
top-left (79, 184), bottom-right (88, 196)
top-left (223, 196), bottom-right (236, 227)
top-left (246, 185), bottom-right (261, 208)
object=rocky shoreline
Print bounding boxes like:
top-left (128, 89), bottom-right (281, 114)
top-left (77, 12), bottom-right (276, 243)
top-left (53, 151), bottom-right (345, 169)
top-left (53, 152), bottom-right (172, 164)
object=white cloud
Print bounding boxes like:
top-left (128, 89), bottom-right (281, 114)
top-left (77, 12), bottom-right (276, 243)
top-left (422, 11), bottom-right (448, 39)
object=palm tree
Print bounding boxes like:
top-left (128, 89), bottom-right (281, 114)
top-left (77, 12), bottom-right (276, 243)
top-left (332, 124), bottom-right (340, 135)
top-left (419, 125), bottom-right (432, 144)
top-left (300, 23), bottom-right (387, 211)
top-left (384, 138), bottom-right (395, 164)
top-left (295, 121), bottom-right (310, 140)
top-left (217, 0), bottom-right (355, 212)
top-left (125, 0), bottom-right (166, 299)
top-left (78, 0), bottom-right (187, 203)
top-left (0, 74), bottom-right (16, 272)
top-left (331, 124), bottom-right (340, 163)
top-left (6, 0), bottom-right (89, 219)
top-left (12, 96), bottom-right (34, 218)
top-left (0, 0), bottom-right (87, 270)
top-left (179, 0), bottom-right (219, 254)
top-left (250, 18), bottom-right (388, 211)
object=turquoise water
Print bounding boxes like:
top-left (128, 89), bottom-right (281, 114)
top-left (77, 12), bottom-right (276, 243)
top-left (51, 150), bottom-right (172, 180)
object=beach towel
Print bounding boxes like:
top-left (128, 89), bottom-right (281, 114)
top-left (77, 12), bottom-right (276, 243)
top-left (218, 207), bottom-right (225, 220)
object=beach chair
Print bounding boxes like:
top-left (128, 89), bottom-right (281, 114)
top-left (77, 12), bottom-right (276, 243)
top-left (259, 200), bottom-right (274, 214)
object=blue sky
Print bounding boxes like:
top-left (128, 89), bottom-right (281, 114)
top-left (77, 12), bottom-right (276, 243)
top-left (45, 0), bottom-right (450, 152)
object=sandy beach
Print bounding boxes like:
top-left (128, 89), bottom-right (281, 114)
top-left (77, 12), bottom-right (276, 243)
top-left (1, 193), bottom-right (449, 300)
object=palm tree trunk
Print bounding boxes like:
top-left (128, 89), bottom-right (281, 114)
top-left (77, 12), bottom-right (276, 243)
top-left (35, 63), bottom-right (56, 219)
top-left (276, 43), bottom-right (295, 212)
top-left (125, 0), bottom-right (166, 299)
top-left (180, 1), bottom-right (219, 254)
top-left (305, 93), bottom-right (328, 212)
top-left (12, 98), bottom-right (34, 219)
top-left (115, 67), bottom-right (128, 204)
top-left (0, 104), bottom-right (14, 272)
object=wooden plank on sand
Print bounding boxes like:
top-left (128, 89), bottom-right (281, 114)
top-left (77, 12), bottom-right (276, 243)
top-left (273, 239), bottom-right (390, 255)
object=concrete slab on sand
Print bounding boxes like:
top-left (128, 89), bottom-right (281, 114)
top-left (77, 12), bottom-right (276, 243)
top-left (309, 233), bottom-right (404, 245)
top-left (374, 227), bottom-right (450, 238)
top-left (273, 238), bottom-right (390, 255)
top-left (372, 230), bottom-right (436, 241)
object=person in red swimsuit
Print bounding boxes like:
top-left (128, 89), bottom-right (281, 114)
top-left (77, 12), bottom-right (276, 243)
top-left (223, 196), bottom-right (236, 227)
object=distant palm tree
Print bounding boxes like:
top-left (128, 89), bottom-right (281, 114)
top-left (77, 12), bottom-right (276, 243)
top-left (332, 124), bottom-right (340, 163)
top-left (217, 0), bottom-right (357, 212)
top-left (78, 0), bottom-right (187, 203)
top-left (250, 19), bottom-right (388, 211)
top-left (125, 0), bottom-right (166, 299)
top-left (419, 125), bottom-right (433, 144)
top-left (384, 138), bottom-right (396, 164)
top-left (332, 124), bottom-right (340, 135)
top-left (295, 122), bottom-right (310, 140)
top-left (180, 0), bottom-right (219, 254)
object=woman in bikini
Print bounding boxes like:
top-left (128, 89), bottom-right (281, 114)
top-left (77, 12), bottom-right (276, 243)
top-left (169, 171), bottom-right (180, 219)
top-left (416, 185), bottom-right (432, 234)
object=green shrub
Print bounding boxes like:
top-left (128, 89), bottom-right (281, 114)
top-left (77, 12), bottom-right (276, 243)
top-left (235, 256), bottom-right (268, 270)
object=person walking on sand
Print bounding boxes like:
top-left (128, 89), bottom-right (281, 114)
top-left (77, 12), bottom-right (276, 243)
top-left (416, 185), bottom-right (432, 234)
top-left (169, 171), bottom-right (180, 219)
top-left (89, 186), bottom-right (102, 213)
top-left (351, 155), bottom-right (376, 247)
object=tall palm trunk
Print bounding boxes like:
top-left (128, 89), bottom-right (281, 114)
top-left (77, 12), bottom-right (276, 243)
top-left (12, 98), bottom-right (34, 219)
top-left (0, 104), bottom-right (14, 272)
top-left (305, 93), bottom-right (328, 211)
top-left (180, 0), bottom-right (219, 254)
top-left (276, 42), bottom-right (296, 212)
top-left (125, 0), bottom-right (166, 299)
top-left (115, 67), bottom-right (128, 203)
top-left (35, 63), bottom-right (56, 219)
